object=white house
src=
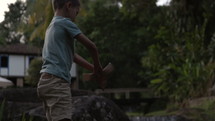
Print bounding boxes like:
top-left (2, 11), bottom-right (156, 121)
top-left (0, 44), bottom-right (41, 87)
top-left (0, 44), bottom-right (78, 88)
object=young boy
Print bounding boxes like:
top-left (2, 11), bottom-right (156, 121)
top-left (37, 0), bottom-right (103, 121)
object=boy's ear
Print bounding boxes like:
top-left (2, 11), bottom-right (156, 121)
top-left (66, 1), bottom-right (73, 9)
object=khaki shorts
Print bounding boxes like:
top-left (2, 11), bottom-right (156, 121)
top-left (37, 73), bottom-right (72, 121)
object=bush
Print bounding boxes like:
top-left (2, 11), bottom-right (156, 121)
top-left (25, 58), bottom-right (43, 86)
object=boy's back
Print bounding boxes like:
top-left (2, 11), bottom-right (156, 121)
top-left (41, 16), bottom-right (82, 83)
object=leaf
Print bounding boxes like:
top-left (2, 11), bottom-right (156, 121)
top-left (151, 79), bottom-right (163, 84)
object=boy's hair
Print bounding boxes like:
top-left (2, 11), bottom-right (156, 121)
top-left (52, 0), bottom-right (80, 11)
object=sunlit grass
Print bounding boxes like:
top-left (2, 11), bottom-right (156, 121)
top-left (145, 110), bottom-right (177, 116)
top-left (126, 112), bottom-right (144, 117)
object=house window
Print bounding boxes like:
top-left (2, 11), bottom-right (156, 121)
top-left (1, 56), bottom-right (9, 68)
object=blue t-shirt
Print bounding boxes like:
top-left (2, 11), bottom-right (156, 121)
top-left (40, 16), bottom-right (82, 83)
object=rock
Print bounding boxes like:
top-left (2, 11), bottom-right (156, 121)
top-left (71, 95), bottom-right (130, 121)
top-left (28, 95), bottom-right (130, 121)
top-left (0, 88), bottom-right (130, 121)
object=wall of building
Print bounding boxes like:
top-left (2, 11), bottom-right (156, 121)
top-left (0, 54), bottom-right (78, 87)
top-left (9, 55), bottom-right (25, 76)
top-left (0, 54), bottom-right (38, 77)
top-left (0, 54), bottom-right (77, 77)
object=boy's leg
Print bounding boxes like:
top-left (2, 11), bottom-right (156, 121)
top-left (37, 73), bottom-right (72, 121)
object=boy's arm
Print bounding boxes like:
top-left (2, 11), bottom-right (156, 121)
top-left (75, 34), bottom-right (102, 74)
top-left (73, 53), bottom-right (94, 71)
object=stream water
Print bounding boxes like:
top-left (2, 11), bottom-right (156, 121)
top-left (129, 116), bottom-right (188, 121)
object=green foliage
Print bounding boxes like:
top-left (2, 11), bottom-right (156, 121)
top-left (0, 0), bottom-right (26, 44)
top-left (0, 99), bottom-right (34, 121)
top-left (142, 0), bottom-right (215, 102)
top-left (0, 100), bottom-right (5, 121)
top-left (77, 0), bottom-right (161, 88)
top-left (25, 58), bottom-right (43, 86)
top-left (21, 114), bottom-right (34, 121)
top-left (19, 0), bottom-right (53, 47)
top-left (169, 0), bottom-right (215, 46)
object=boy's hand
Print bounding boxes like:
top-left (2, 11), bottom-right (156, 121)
top-left (93, 65), bottom-right (105, 89)
top-left (83, 63), bottom-right (114, 89)
top-left (93, 64), bottom-right (103, 77)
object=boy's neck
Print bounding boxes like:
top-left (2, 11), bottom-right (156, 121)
top-left (54, 9), bottom-right (67, 18)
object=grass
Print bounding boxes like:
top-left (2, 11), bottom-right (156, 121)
top-left (0, 99), bottom-right (34, 121)
top-left (145, 110), bottom-right (177, 116)
top-left (21, 113), bottom-right (34, 121)
top-left (127, 97), bottom-right (215, 121)
top-left (189, 97), bottom-right (215, 110)
top-left (0, 99), bottom-right (5, 121)
top-left (126, 112), bottom-right (144, 117)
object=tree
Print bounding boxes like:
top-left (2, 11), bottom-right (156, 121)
top-left (19, 0), bottom-right (53, 47)
top-left (76, 0), bottom-right (162, 88)
top-left (0, 0), bottom-right (26, 44)
top-left (142, 0), bottom-right (215, 102)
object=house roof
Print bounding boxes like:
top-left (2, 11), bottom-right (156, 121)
top-left (0, 44), bottom-right (42, 55)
